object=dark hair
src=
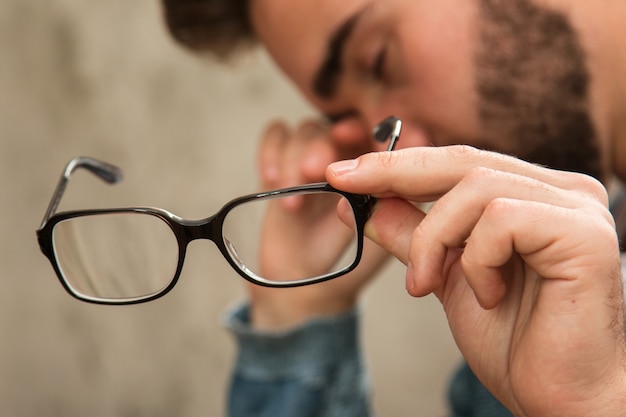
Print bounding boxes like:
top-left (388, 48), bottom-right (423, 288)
top-left (161, 0), bottom-right (255, 59)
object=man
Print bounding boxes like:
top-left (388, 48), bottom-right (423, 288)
top-left (162, 0), bottom-right (626, 415)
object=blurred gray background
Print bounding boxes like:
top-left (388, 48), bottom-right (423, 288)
top-left (0, 0), bottom-right (461, 415)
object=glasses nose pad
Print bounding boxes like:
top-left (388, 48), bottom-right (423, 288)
top-left (373, 118), bottom-right (395, 142)
top-left (372, 116), bottom-right (402, 151)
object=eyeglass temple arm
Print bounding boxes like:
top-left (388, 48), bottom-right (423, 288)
top-left (39, 156), bottom-right (123, 228)
top-left (37, 119), bottom-right (401, 229)
top-left (372, 116), bottom-right (402, 152)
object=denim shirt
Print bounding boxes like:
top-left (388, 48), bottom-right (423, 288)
top-left (223, 303), bottom-right (512, 417)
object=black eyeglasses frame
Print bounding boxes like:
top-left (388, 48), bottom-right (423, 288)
top-left (37, 180), bottom-right (374, 304)
top-left (36, 116), bottom-right (402, 305)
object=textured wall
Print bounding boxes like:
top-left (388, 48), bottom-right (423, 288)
top-left (0, 1), bottom-right (460, 415)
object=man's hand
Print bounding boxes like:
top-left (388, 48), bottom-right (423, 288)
top-left (327, 145), bottom-right (626, 416)
top-left (248, 119), bottom-right (390, 331)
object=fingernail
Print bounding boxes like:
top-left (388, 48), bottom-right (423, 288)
top-left (329, 159), bottom-right (359, 175)
top-left (406, 262), bottom-right (415, 291)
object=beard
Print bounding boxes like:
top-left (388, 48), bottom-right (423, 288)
top-left (475, 0), bottom-right (603, 182)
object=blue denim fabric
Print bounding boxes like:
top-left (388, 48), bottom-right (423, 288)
top-left (224, 303), bottom-right (511, 417)
top-left (448, 362), bottom-right (513, 417)
top-left (223, 304), bottom-right (370, 417)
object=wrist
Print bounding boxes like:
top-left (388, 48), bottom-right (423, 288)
top-left (248, 285), bottom-right (357, 331)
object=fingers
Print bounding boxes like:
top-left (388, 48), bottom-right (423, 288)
top-left (364, 198), bottom-right (426, 266)
top-left (462, 198), bottom-right (618, 309)
top-left (258, 120), bottom-right (327, 189)
top-left (257, 120), bottom-right (327, 210)
top-left (327, 145), bottom-right (609, 205)
top-left (258, 119), bottom-right (353, 189)
top-left (258, 117), bottom-right (373, 211)
top-left (259, 117), bottom-right (377, 188)
top-left (258, 121), bottom-right (290, 188)
top-left (406, 166), bottom-right (613, 300)
top-left (326, 145), bottom-right (615, 306)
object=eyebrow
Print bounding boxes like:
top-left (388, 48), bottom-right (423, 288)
top-left (312, 9), bottom-right (366, 99)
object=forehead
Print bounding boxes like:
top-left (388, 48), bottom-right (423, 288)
top-left (250, 0), bottom-right (368, 103)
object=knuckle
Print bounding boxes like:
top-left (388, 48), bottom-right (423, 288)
top-left (297, 119), bottom-right (328, 139)
top-left (577, 174), bottom-right (609, 206)
top-left (578, 207), bottom-right (620, 253)
top-left (263, 120), bottom-right (290, 141)
top-left (456, 166), bottom-right (502, 196)
top-left (463, 166), bottom-right (499, 184)
top-left (483, 197), bottom-right (516, 219)
top-left (445, 144), bottom-right (481, 161)
top-left (379, 150), bottom-right (401, 168)
top-left (460, 243), bottom-right (481, 271)
top-left (383, 147), bottom-right (428, 171)
top-left (361, 149), bottom-right (402, 169)
top-left (412, 223), bottom-right (426, 242)
top-left (558, 170), bottom-right (609, 207)
top-left (584, 200), bottom-right (616, 231)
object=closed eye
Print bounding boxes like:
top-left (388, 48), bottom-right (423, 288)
top-left (372, 47), bottom-right (388, 81)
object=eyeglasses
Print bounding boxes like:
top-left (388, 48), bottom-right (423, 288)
top-left (36, 117), bottom-right (402, 305)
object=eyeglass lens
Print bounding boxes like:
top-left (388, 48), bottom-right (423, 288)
top-left (50, 190), bottom-right (358, 302)
top-left (222, 190), bottom-right (358, 283)
top-left (52, 212), bottom-right (180, 301)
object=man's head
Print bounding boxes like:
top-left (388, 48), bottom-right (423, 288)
top-left (162, 0), bottom-right (605, 181)
top-left (162, 0), bottom-right (253, 59)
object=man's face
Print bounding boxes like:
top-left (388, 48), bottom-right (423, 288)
top-left (250, 0), bottom-right (602, 179)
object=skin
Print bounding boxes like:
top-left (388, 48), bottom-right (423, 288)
top-left (244, 0), bottom-right (626, 415)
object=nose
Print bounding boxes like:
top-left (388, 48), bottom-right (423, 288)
top-left (330, 116), bottom-right (395, 152)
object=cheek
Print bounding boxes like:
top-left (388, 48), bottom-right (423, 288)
top-left (390, 2), bottom-right (482, 142)
top-left (387, 52), bottom-right (481, 145)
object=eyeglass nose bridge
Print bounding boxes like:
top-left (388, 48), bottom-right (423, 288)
top-left (173, 213), bottom-right (224, 247)
top-left (163, 213), bottom-right (240, 285)
top-left (169, 211), bottom-right (265, 286)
